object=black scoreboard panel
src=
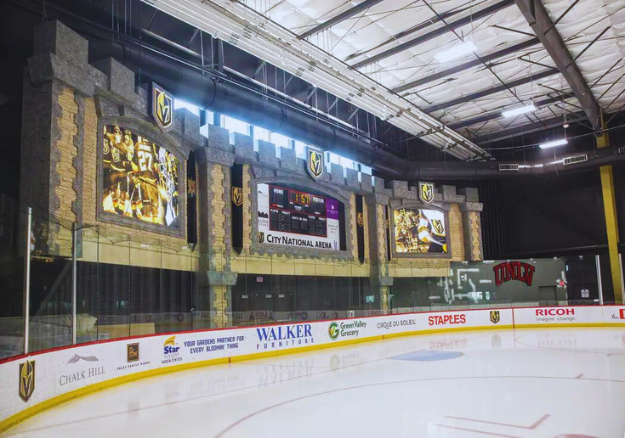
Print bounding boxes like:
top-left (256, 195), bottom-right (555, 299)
top-left (269, 185), bottom-right (327, 237)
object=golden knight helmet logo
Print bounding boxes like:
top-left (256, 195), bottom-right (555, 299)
top-left (306, 147), bottom-right (324, 180)
top-left (418, 182), bottom-right (435, 204)
top-left (431, 219), bottom-right (445, 236)
top-left (19, 360), bottom-right (35, 402)
top-left (232, 187), bottom-right (243, 207)
top-left (152, 83), bottom-right (173, 130)
top-left (490, 310), bottom-right (501, 324)
top-left (357, 212), bottom-right (364, 227)
top-left (258, 231), bottom-right (265, 244)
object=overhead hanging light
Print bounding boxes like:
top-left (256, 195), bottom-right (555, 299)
top-left (540, 139), bottom-right (568, 149)
top-left (434, 41), bottom-right (478, 63)
top-left (502, 104), bottom-right (536, 118)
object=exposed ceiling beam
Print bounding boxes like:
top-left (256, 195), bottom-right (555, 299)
top-left (344, 7), bottom-right (466, 62)
top-left (299, 0), bottom-right (386, 40)
top-left (473, 111), bottom-right (586, 144)
top-left (144, 0), bottom-right (492, 160)
top-left (393, 38), bottom-right (540, 93)
top-left (425, 68), bottom-right (559, 113)
top-left (513, 0), bottom-right (602, 131)
top-left (449, 91), bottom-right (576, 129)
top-left (351, 0), bottom-right (514, 69)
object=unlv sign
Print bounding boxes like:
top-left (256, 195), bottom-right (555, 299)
top-left (493, 261), bottom-right (535, 287)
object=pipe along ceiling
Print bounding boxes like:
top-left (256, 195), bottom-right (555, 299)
top-left (90, 40), bottom-right (625, 181)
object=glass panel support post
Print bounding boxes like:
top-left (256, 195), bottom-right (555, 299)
top-left (23, 208), bottom-right (32, 355)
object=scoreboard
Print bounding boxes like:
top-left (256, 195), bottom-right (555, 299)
top-left (257, 184), bottom-right (341, 251)
top-left (268, 186), bottom-right (328, 237)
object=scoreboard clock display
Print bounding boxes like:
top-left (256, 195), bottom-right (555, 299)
top-left (268, 186), bottom-right (328, 237)
top-left (257, 184), bottom-right (342, 251)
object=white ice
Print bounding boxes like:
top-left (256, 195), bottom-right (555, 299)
top-left (4, 328), bottom-right (625, 438)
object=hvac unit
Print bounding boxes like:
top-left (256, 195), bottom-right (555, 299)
top-left (499, 164), bottom-right (519, 171)
top-left (563, 155), bottom-right (588, 166)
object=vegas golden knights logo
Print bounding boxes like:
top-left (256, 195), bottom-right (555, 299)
top-left (490, 310), bottom-right (500, 324)
top-left (18, 360), bottom-right (35, 402)
top-left (151, 83), bottom-right (173, 131)
top-left (187, 178), bottom-right (196, 197)
top-left (258, 232), bottom-right (265, 243)
top-left (419, 182), bottom-right (435, 204)
top-left (306, 147), bottom-right (324, 180)
top-left (127, 343), bottom-right (140, 362)
top-left (357, 212), bottom-right (364, 227)
top-left (431, 219), bottom-right (444, 236)
top-left (232, 187), bottom-right (243, 207)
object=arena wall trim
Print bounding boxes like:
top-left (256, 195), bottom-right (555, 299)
top-left (1, 305), bottom-right (625, 433)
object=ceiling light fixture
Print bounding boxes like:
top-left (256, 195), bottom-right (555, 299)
top-left (502, 104), bottom-right (536, 118)
top-left (434, 41), bottom-right (478, 63)
top-left (539, 139), bottom-right (568, 149)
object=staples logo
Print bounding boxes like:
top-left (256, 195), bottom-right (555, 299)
top-left (428, 314), bottom-right (466, 326)
top-left (535, 308), bottom-right (575, 316)
top-left (620, 309), bottom-right (625, 320)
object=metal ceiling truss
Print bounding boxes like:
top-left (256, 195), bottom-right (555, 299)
top-left (449, 91), bottom-right (576, 129)
top-left (142, 0), bottom-right (492, 160)
top-left (345, 5), bottom-right (468, 63)
top-left (513, 0), bottom-right (602, 131)
top-left (351, 0), bottom-right (514, 69)
top-left (299, 0), bottom-right (386, 40)
top-left (425, 68), bottom-right (559, 113)
top-left (474, 111), bottom-right (586, 144)
top-left (394, 38), bottom-right (540, 93)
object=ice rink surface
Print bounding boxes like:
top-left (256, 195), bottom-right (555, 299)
top-left (4, 328), bottom-right (625, 438)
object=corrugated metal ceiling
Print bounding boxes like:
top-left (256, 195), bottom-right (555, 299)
top-left (242, 0), bottom-right (625, 143)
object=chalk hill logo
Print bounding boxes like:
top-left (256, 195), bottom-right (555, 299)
top-left (328, 322), bottom-right (340, 340)
top-left (258, 231), bottom-right (265, 243)
top-left (18, 360), bottom-right (35, 402)
top-left (418, 182), bottom-right (435, 204)
top-left (151, 82), bottom-right (173, 130)
top-left (66, 354), bottom-right (99, 364)
top-left (490, 310), bottom-right (500, 324)
top-left (232, 187), bottom-right (243, 207)
top-left (493, 261), bottom-right (535, 287)
top-left (306, 147), bottom-right (324, 180)
top-left (61, 354), bottom-right (105, 386)
top-left (127, 343), bottom-right (140, 363)
top-left (357, 212), bottom-right (364, 227)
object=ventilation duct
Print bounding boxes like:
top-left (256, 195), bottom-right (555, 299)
top-left (498, 164), bottom-right (519, 171)
top-left (90, 40), bottom-right (409, 179)
top-left (90, 40), bottom-right (625, 181)
top-left (563, 155), bottom-right (588, 166)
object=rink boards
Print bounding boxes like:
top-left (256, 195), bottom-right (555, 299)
top-left (1, 305), bottom-right (625, 431)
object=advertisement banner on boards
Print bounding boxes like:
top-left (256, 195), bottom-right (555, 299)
top-left (513, 306), bottom-right (603, 325)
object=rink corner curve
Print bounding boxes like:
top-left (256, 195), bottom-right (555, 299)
top-left (1, 305), bottom-right (625, 434)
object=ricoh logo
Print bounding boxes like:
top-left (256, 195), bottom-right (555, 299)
top-left (535, 308), bottom-right (576, 322)
top-left (535, 308), bottom-right (575, 316)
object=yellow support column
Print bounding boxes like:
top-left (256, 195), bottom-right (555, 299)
top-left (597, 125), bottom-right (623, 303)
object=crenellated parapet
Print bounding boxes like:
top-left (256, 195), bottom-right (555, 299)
top-left (20, 20), bottom-right (484, 326)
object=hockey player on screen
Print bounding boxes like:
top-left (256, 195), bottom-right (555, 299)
top-left (131, 136), bottom-right (161, 224)
top-left (102, 126), bottom-right (135, 215)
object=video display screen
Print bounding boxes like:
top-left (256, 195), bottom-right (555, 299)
top-left (101, 125), bottom-right (180, 228)
top-left (393, 208), bottom-right (447, 254)
top-left (257, 184), bottom-right (341, 250)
